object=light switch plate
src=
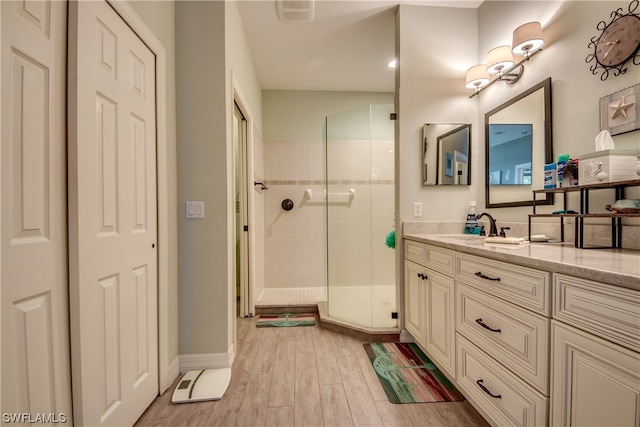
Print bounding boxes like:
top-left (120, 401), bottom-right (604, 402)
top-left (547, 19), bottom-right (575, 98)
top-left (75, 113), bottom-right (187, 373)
top-left (186, 201), bottom-right (205, 219)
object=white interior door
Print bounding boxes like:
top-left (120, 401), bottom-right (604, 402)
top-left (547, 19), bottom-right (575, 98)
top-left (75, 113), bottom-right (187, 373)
top-left (234, 102), bottom-right (251, 317)
top-left (1, 0), bottom-right (72, 423)
top-left (68, 1), bottom-right (158, 425)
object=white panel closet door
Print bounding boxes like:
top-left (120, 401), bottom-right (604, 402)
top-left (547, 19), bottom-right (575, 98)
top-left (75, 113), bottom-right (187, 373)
top-left (1, 0), bottom-right (72, 424)
top-left (68, 1), bottom-right (158, 425)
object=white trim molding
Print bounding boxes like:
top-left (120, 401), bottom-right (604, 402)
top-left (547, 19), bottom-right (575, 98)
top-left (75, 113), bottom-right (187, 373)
top-left (179, 352), bottom-right (233, 373)
top-left (167, 356), bottom-right (180, 385)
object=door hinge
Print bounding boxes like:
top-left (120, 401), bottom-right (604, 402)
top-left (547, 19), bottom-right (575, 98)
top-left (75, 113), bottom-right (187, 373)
top-left (389, 113), bottom-right (397, 120)
top-left (243, 225), bottom-right (249, 232)
top-left (391, 312), bottom-right (398, 319)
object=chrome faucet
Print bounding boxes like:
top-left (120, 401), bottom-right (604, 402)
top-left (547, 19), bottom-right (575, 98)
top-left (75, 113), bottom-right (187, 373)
top-left (477, 212), bottom-right (498, 237)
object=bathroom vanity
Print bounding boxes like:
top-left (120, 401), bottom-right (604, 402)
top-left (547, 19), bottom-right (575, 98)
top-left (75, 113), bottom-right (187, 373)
top-left (402, 232), bottom-right (640, 427)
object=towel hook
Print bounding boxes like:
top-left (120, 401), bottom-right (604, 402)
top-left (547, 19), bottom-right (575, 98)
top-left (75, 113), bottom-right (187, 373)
top-left (254, 181), bottom-right (268, 191)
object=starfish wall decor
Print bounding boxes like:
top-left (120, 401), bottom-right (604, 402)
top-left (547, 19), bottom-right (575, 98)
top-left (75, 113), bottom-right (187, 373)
top-left (609, 95), bottom-right (636, 120)
top-left (600, 83), bottom-right (640, 135)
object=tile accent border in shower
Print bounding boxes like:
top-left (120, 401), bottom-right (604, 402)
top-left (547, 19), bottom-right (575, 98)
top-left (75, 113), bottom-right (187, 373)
top-left (264, 180), bottom-right (394, 185)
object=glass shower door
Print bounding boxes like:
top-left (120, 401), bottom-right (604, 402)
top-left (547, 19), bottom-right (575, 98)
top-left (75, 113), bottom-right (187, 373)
top-left (325, 104), bottom-right (395, 328)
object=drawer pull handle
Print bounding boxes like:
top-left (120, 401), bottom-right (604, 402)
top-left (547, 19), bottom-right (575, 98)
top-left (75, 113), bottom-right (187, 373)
top-left (475, 318), bottom-right (501, 333)
top-left (475, 271), bottom-right (501, 281)
top-left (476, 379), bottom-right (501, 399)
top-left (417, 272), bottom-right (428, 280)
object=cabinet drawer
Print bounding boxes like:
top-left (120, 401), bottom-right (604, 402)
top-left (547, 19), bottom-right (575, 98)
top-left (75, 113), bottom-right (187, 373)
top-left (554, 274), bottom-right (640, 353)
top-left (456, 334), bottom-right (549, 427)
top-left (456, 252), bottom-right (550, 316)
top-left (457, 283), bottom-right (550, 393)
top-left (405, 239), bottom-right (427, 265)
top-left (404, 239), bottom-right (455, 276)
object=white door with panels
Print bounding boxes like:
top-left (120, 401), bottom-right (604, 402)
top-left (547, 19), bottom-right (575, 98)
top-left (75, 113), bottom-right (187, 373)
top-left (68, 1), bottom-right (159, 425)
top-left (1, 0), bottom-right (72, 423)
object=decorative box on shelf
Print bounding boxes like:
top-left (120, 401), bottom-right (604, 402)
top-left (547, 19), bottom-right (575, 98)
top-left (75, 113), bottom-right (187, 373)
top-left (578, 149), bottom-right (639, 185)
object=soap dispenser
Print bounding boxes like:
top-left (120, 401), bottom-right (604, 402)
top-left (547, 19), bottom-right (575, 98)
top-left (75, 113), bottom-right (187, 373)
top-left (464, 201), bottom-right (480, 234)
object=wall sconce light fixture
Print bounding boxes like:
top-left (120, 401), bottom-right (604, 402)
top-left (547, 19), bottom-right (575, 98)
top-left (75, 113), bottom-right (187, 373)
top-left (465, 64), bottom-right (490, 90)
top-left (467, 21), bottom-right (545, 97)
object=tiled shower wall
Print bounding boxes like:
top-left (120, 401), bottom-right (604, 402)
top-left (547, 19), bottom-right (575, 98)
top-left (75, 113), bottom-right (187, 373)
top-left (263, 140), bottom-right (396, 292)
top-left (261, 91), bottom-right (395, 297)
top-left (263, 137), bottom-right (395, 291)
top-left (263, 139), bottom-right (327, 289)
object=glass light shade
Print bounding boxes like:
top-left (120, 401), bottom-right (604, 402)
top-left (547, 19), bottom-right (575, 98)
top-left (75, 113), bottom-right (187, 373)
top-left (512, 21), bottom-right (544, 56)
top-left (465, 64), bottom-right (490, 89)
top-left (486, 45), bottom-right (514, 74)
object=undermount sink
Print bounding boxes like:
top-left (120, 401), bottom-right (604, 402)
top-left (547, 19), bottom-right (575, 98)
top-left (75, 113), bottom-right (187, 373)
top-left (484, 236), bottom-right (529, 245)
top-left (434, 234), bottom-right (485, 241)
top-left (431, 234), bottom-right (530, 248)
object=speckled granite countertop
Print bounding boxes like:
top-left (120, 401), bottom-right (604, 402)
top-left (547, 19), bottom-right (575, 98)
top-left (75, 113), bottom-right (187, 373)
top-left (403, 233), bottom-right (640, 291)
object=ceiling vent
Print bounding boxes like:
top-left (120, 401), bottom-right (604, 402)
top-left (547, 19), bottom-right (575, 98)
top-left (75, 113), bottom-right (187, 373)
top-left (276, 0), bottom-right (314, 23)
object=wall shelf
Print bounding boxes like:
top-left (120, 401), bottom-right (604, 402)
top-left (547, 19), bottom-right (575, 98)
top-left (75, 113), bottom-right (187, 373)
top-left (529, 179), bottom-right (640, 248)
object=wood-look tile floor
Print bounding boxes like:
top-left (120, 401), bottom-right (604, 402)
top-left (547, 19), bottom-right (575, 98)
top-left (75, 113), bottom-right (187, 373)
top-left (135, 316), bottom-right (490, 427)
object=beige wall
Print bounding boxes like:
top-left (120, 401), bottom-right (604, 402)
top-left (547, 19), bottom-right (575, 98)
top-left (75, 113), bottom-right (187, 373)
top-left (397, 1), bottom-right (640, 227)
top-left (476, 1), bottom-right (639, 220)
top-left (176, 1), bottom-right (229, 356)
top-left (176, 0), bottom-right (263, 358)
top-left (225, 0), bottom-right (264, 346)
top-left (397, 5), bottom-right (480, 223)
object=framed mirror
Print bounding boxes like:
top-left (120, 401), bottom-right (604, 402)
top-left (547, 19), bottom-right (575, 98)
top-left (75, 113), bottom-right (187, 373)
top-left (485, 78), bottom-right (553, 207)
top-left (422, 123), bottom-right (471, 185)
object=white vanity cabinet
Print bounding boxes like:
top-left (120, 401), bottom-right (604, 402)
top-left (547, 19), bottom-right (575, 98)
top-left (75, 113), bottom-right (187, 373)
top-left (454, 252), bottom-right (551, 427)
top-left (402, 232), bottom-right (640, 427)
top-left (550, 274), bottom-right (640, 427)
top-left (403, 239), bottom-right (456, 377)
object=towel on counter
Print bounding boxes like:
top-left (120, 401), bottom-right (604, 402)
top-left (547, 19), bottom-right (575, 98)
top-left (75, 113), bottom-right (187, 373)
top-left (484, 236), bottom-right (529, 245)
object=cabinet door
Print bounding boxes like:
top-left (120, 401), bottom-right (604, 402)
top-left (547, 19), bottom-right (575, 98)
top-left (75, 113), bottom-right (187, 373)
top-left (425, 270), bottom-right (455, 377)
top-left (551, 321), bottom-right (640, 427)
top-left (404, 260), bottom-right (426, 346)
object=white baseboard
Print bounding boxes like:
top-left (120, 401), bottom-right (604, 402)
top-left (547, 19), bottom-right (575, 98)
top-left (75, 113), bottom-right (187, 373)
top-left (159, 356), bottom-right (180, 394)
top-left (228, 343), bottom-right (236, 366)
top-left (168, 356), bottom-right (180, 384)
top-left (179, 352), bottom-right (231, 373)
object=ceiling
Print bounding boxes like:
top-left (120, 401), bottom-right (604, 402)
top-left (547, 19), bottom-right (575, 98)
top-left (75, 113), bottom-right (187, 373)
top-left (236, 1), bottom-right (482, 93)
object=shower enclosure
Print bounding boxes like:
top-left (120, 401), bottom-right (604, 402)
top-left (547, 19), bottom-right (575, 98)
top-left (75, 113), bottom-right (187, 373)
top-left (325, 104), bottom-right (396, 328)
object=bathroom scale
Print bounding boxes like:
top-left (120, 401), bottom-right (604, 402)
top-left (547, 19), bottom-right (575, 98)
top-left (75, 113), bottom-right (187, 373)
top-left (171, 368), bottom-right (232, 403)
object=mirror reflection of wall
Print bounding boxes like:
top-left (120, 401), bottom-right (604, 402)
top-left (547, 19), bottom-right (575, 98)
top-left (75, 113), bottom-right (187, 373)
top-left (422, 123), bottom-right (471, 186)
top-left (485, 78), bottom-right (553, 208)
top-left (488, 123), bottom-right (532, 185)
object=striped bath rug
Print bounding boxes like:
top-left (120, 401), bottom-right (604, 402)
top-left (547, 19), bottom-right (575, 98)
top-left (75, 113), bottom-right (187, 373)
top-left (363, 342), bottom-right (464, 404)
top-left (256, 313), bottom-right (316, 328)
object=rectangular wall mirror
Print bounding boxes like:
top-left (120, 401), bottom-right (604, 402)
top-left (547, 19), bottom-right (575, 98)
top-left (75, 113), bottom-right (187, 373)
top-left (423, 123), bottom-right (471, 186)
top-left (485, 78), bottom-right (553, 207)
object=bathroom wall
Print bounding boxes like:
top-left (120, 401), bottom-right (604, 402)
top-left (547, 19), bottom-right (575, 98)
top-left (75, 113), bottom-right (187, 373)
top-left (476, 1), bottom-right (640, 221)
top-left (397, 1), bottom-right (639, 229)
top-left (176, 0), bottom-right (263, 359)
top-left (396, 5), bottom-right (480, 224)
top-left (261, 90), bottom-right (393, 293)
